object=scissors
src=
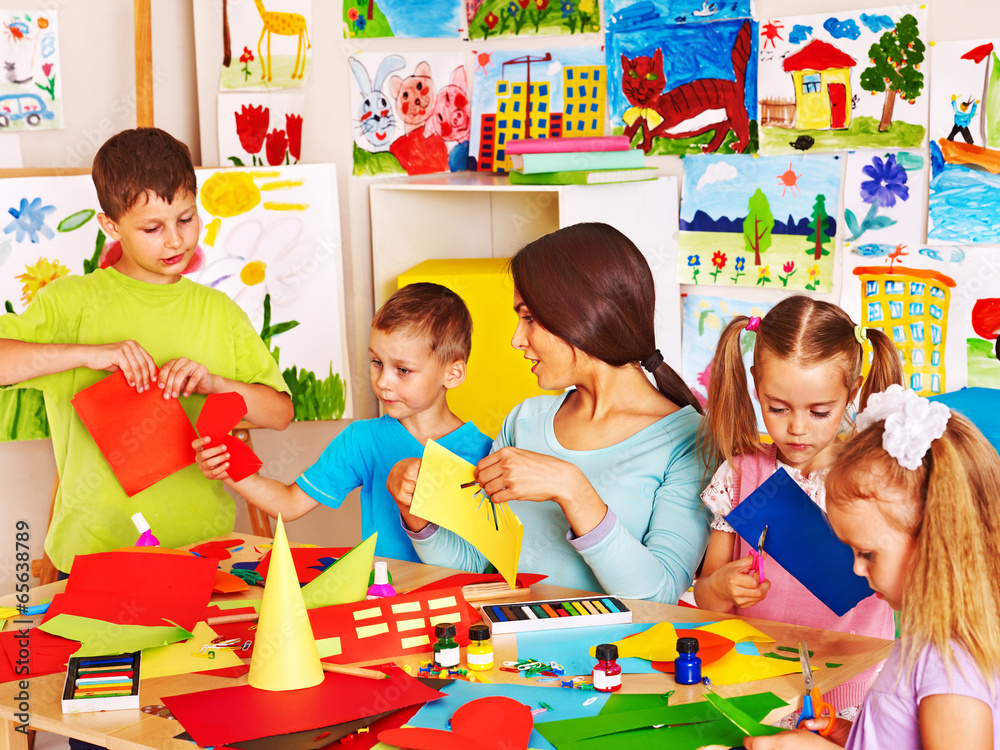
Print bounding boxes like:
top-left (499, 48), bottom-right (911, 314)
top-left (749, 525), bottom-right (767, 583)
top-left (797, 640), bottom-right (834, 735)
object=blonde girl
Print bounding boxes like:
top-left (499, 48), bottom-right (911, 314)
top-left (694, 295), bottom-right (902, 714)
top-left (746, 386), bottom-right (1000, 749)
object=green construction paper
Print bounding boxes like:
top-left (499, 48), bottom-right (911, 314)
top-left (301, 533), bottom-right (377, 609)
top-left (599, 691), bottom-right (785, 718)
top-left (826, 663), bottom-right (842, 669)
top-left (546, 718), bottom-right (759, 750)
top-left (39, 613), bottom-right (194, 657)
top-left (537, 692), bottom-right (786, 747)
top-left (762, 652), bottom-right (801, 661)
top-left (703, 692), bottom-right (784, 737)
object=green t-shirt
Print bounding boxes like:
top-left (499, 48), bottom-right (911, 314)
top-left (0, 268), bottom-right (290, 572)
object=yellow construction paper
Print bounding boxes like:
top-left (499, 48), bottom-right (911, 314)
top-left (300, 533), bottom-right (377, 609)
top-left (208, 599), bottom-right (261, 612)
top-left (703, 649), bottom-right (811, 686)
top-left (589, 622), bottom-right (679, 661)
top-left (247, 515), bottom-right (324, 691)
top-left (141, 622), bottom-right (244, 678)
top-left (411, 439), bottom-right (523, 588)
top-left (698, 620), bottom-right (776, 644)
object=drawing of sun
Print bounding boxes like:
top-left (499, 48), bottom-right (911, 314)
top-left (777, 162), bottom-right (802, 197)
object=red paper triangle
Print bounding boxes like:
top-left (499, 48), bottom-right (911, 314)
top-left (195, 392), bottom-right (262, 482)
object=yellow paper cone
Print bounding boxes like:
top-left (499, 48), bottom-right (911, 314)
top-left (301, 533), bottom-right (378, 609)
top-left (248, 515), bottom-right (324, 691)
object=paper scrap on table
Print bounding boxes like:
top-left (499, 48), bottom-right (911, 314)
top-left (39, 613), bottom-right (193, 657)
top-left (71, 370), bottom-right (199, 496)
top-left (141, 621), bottom-right (244, 679)
top-left (726, 468), bottom-right (876, 617)
top-left (195, 392), bottom-right (262, 482)
top-left (301, 534), bottom-right (377, 609)
top-left (704, 691), bottom-right (784, 737)
top-left (411, 439), bottom-right (523, 588)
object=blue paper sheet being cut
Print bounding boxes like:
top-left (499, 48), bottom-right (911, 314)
top-left (724, 468), bottom-right (874, 616)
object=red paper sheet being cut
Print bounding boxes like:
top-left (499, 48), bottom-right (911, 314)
top-left (161, 666), bottom-right (446, 748)
top-left (71, 370), bottom-right (198, 496)
top-left (196, 392), bottom-right (262, 482)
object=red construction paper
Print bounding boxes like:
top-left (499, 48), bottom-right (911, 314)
top-left (256, 547), bottom-right (352, 584)
top-left (196, 392), bottom-right (262, 482)
top-left (190, 538), bottom-right (245, 561)
top-left (0, 627), bottom-right (80, 681)
top-left (49, 549), bottom-right (218, 631)
top-left (198, 664), bottom-right (250, 678)
top-left (407, 573), bottom-right (548, 623)
top-left (161, 666), bottom-right (446, 748)
top-left (379, 696), bottom-right (533, 750)
top-left (71, 370), bottom-right (199, 496)
top-left (650, 629), bottom-right (736, 674)
top-left (309, 587), bottom-right (472, 665)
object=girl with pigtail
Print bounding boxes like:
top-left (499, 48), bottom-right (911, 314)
top-left (745, 386), bottom-right (1000, 749)
top-left (693, 295), bottom-right (903, 718)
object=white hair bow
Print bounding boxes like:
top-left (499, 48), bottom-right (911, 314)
top-left (856, 384), bottom-right (951, 470)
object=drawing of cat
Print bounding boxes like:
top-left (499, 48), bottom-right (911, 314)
top-left (4, 62), bottom-right (31, 85)
top-left (620, 19), bottom-right (751, 154)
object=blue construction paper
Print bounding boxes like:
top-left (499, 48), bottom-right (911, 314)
top-left (517, 624), bottom-right (658, 676)
top-left (929, 388), bottom-right (1000, 454)
top-left (404, 680), bottom-right (610, 750)
top-left (734, 641), bottom-right (759, 656)
top-left (725, 468), bottom-right (874, 617)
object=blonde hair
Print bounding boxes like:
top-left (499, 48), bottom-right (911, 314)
top-left (826, 412), bottom-right (1000, 686)
top-left (699, 295), bottom-right (903, 473)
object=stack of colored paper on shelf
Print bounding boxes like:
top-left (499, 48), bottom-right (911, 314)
top-left (505, 135), bottom-right (655, 185)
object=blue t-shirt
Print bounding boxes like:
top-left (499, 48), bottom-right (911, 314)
top-left (297, 416), bottom-right (493, 562)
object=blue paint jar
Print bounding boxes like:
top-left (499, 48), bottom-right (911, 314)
top-left (674, 637), bottom-right (702, 685)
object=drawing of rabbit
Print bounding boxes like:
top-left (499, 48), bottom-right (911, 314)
top-left (349, 55), bottom-right (405, 151)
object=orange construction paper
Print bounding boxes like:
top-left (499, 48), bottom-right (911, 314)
top-left (379, 696), bottom-right (533, 750)
top-left (213, 569), bottom-right (249, 593)
top-left (71, 370), bottom-right (198, 496)
top-left (650, 630), bottom-right (736, 673)
top-left (196, 392), bottom-right (262, 482)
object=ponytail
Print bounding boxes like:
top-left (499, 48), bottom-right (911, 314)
top-left (649, 359), bottom-right (704, 415)
top-left (858, 328), bottom-right (904, 412)
top-left (698, 315), bottom-right (762, 475)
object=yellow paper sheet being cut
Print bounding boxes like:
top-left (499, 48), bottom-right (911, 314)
top-left (411, 439), bottom-right (523, 588)
top-left (141, 622), bottom-right (244, 679)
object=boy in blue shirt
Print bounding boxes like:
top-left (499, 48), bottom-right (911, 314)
top-left (195, 282), bottom-right (493, 561)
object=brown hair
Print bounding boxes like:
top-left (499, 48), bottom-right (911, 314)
top-left (826, 412), bottom-right (1000, 687)
top-left (509, 222), bottom-right (701, 412)
top-left (92, 128), bottom-right (197, 221)
top-left (701, 295), bottom-right (902, 471)
top-left (372, 282), bottom-right (473, 364)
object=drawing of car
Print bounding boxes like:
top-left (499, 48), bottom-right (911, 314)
top-left (0, 93), bottom-right (54, 127)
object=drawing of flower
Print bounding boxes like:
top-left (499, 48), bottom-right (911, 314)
top-left (507, 1), bottom-right (518, 15)
top-left (240, 260), bottom-right (267, 286)
top-left (756, 265), bottom-right (771, 286)
top-left (41, 63), bottom-right (51, 77)
top-left (730, 256), bottom-right (746, 284)
top-left (708, 251), bottom-right (726, 282)
top-left (778, 260), bottom-right (796, 287)
top-left (804, 263), bottom-right (821, 291)
top-left (265, 128), bottom-right (288, 166)
top-left (285, 114), bottom-right (302, 162)
top-left (485, 12), bottom-right (498, 29)
top-left (235, 105), bottom-right (268, 164)
top-left (687, 254), bottom-right (700, 284)
top-left (356, 16), bottom-right (366, 31)
top-left (4, 198), bottom-right (55, 243)
top-left (16, 257), bottom-right (69, 304)
top-left (239, 46), bottom-right (255, 82)
top-left (561, 0), bottom-right (575, 17)
top-left (37, 17), bottom-right (48, 29)
top-left (347, 8), bottom-right (359, 21)
top-left (845, 153), bottom-right (909, 242)
top-left (537, 0), bottom-right (549, 8)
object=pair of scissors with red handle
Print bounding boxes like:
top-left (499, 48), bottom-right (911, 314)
top-left (749, 524), bottom-right (767, 583)
top-left (797, 640), bottom-right (834, 735)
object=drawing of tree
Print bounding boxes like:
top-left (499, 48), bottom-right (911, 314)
top-left (805, 194), bottom-right (832, 260)
top-left (743, 188), bottom-right (774, 266)
top-left (859, 13), bottom-right (925, 133)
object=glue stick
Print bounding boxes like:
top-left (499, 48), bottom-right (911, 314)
top-left (131, 512), bottom-right (159, 547)
top-left (366, 561), bottom-right (397, 599)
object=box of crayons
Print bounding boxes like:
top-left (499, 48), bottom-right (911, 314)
top-left (61, 652), bottom-right (141, 713)
top-left (479, 596), bottom-right (632, 634)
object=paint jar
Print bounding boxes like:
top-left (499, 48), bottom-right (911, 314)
top-left (466, 623), bottom-right (494, 671)
top-left (366, 561), bottom-right (397, 600)
top-left (674, 637), bottom-right (702, 685)
top-left (131, 512), bottom-right (159, 547)
top-left (592, 643), bottom-right (622, 692)
top-left (433, 623), bottom-right (460, 668)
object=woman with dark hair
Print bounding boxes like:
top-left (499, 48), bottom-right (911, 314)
top-left (390, 222), bottom-right (711, 603)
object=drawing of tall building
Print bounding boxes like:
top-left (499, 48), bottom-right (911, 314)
top-left (477, 113), bottom-right (497, 170)
top-left (493, 77), bottom-right (552, 170)
top-left (854, 266), bottom-right (956, 395)
top-left (562, 65), bottom-right (605, 135)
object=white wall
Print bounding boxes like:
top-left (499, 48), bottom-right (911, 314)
top-left (2, 0), bottom-right (998, 592)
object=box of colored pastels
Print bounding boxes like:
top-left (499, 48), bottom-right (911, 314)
top-left (61, 652), bottom-right (141, 713)
top-left (479, 596), bottom-right (632, 634)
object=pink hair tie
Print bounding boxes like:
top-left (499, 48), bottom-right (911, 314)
top-left (745, 316), bottom-right (761, 333)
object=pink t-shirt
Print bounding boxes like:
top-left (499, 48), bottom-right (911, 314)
top-left (847, 639), bottom-right (1000, 749)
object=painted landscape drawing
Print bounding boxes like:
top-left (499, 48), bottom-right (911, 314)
top-left (927, 38), bottom-right (1000, 244)
top-left (606, 18), bottom-right (758, 155)
top-left (605, 0), bottom-right (753, 27)
top-left (349, 52), bottom-right (469, 177)
top-left (0, 165), bottom-right (350, 442)
top-left (467, 0), bottom-right (601, 40)
top-left (343, 0), bottom-right (463, 39)
top-left (470, 46), bottom-right (606, 171)
top-left (0, 10), bottom-right (62, 131)
top-left (965, 247), bottom-right (1000, 387)
top-left (756, 5), bottom-right (928, 154)
top-left (678, 154), bottom-right (842, 293)
top-left (219, 0), bottom-right (311, 90)
top-left (842, 149), bottom-right (925, 249)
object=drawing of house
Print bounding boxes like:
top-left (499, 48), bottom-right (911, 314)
top-left (854, 266), bottom-right (956, 395)
top-left (493, 78), bottom-right (551, 167)
top-left (477, 113), bottom-right (497, 170)
top-left (782, 40), bottom-right (856, 130)
top-left (562, 65), bottom-right (605, 135)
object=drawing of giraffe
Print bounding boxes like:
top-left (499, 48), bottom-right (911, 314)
top-left (252, 0), bottom-right (311, 81)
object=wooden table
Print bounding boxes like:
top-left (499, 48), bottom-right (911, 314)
top-left (0, 533), bottom-right (894, 749)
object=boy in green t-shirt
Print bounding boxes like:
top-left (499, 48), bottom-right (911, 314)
top-left (0, 128), bottom-right (293, 573)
